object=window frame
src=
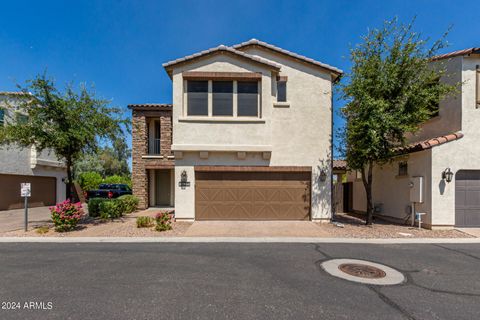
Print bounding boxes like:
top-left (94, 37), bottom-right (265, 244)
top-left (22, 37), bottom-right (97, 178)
top-left (184, 79), bottom-right (261, 119)
top-left (186, 80), bottom-right (209, 116)
top-left (398, 161), bottom-right (408, 177)
top-left (0, 108), bottom-right (5, 126)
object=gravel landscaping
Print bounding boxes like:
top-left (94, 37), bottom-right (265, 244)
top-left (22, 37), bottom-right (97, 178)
top-left (2, 209), bottom-right (192, 237)
top-left (1, 210), bottom-right (474, 238)
top-left (324, 213), bottom-right (473, 238)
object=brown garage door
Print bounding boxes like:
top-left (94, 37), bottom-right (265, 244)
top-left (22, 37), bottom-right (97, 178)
top-left (0, 174), bottom-right (56, 210)
top-left (195, 170), bottom-right (311, 220)
top-left (455, 170), bottom-right (480, 227)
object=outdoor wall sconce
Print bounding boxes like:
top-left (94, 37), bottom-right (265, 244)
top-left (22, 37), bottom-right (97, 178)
top-left (319, 170), bottom-right (327, 182)
top-left (181, 170), bottom-right (188, 183)
top-left (442, 168), bottom-right (454, 183)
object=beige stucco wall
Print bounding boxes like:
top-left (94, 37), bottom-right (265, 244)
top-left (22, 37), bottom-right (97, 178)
top-left (171, 50), bottom-right (334, 220)
top-left (430, 54), bottom-right (480, 227)
top-left (347, 54), bottom-right (480, 228)
top-left (410, 57), bottom-right (463, 142)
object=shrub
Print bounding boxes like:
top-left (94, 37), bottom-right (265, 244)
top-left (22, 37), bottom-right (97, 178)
top-left (136, 216), bottom-right (154, 228)
top-left (50, 200), bottom-right (85, 232)
top-left (87, 198), bottom-right (108, 217)
top-left (35, 225), bottom-right (50, 234)
top-left (103, 175), bottom-right (132, 188)
top-left (117, 195), bottom-right (139, 214)
top-left (155, 211), bottom-right (174, 232)
top-left (77, 171), bottom-right (103, 192)
top-left (98, 200), bottom-right (123, 219)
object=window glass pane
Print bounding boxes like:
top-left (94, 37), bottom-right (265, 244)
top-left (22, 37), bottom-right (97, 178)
top-left (212, 81), bottom-right (233, 116)
top-left (16, 113), bottom-right (28, 124)
top-left (187, 81), bottom-right (208, 116)
top-left (277, 80), bottom-right (287, 102)
top-left (237, 81), bottom-right (258, 117)
top-left (0, 109), bottom-right (4, 126)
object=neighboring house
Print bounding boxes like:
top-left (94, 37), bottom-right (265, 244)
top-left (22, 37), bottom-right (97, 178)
top-left (130, 39), bottom-right (342, 221)
top-left (0, 92), bottom-right (67, 210)
top-left (341, 47), bottom-right (480, 229)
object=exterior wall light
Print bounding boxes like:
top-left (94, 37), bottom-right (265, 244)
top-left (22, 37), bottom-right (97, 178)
top-left (442, 168), bottom-right (454, 183)
top-left (319, 170), bottom-right (327, 182)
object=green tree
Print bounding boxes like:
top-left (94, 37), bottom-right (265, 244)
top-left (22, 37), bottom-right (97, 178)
top-left (0, 73), bottom-right (129, 199)
top-left (339, 18), bottom-right (458, 225)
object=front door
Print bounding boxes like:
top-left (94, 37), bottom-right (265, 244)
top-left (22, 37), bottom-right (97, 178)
top-left (155, 170), bottom-right (171, 206)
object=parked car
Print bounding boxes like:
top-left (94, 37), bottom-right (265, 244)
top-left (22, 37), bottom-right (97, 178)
top-left (86, 184), bottom-right (132, 200)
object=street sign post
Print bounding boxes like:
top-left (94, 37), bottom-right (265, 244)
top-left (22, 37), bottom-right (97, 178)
top-left (21, 183), bottom-right (31, 231)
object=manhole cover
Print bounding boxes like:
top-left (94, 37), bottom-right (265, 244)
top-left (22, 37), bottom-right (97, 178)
top-left (338, 263), bottom-right (386, 279)
top-left (320, 259), bottom-right (405, 285)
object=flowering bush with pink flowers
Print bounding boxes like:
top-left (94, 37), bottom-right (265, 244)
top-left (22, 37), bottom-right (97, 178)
top-left (155, 210), bottom-right (174, 232)
top-left (50, 200), bottom-right (85, 232)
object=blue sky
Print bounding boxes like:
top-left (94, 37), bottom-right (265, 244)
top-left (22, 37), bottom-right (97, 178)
top-left (1, 0), bottom-right (479, 158)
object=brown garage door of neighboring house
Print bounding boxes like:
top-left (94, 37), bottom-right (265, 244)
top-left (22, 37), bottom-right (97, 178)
top-left (455, 170), bottom-right (480, 227)
top-left (195, 169), bottom-right (311, 220)
top-left (0, 174), bottom-right (56, 210)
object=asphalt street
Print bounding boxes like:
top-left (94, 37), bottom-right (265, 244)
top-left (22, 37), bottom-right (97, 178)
top-left (0, 243), bottom-right (479, 320)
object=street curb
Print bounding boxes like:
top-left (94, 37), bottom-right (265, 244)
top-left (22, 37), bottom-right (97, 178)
top-left (0, 237), bottom-right (479, 244)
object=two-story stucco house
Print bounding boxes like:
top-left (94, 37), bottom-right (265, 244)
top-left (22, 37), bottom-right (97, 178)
top-left (340, 47), bottom-right (480, 229)
top-left (0, 92), bottom-right (67, 210)
top-left (130, 39), bottom-right (342, 221)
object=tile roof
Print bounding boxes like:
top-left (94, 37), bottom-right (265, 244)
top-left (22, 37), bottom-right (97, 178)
top-left (162, 45), bottom-right (281, 76)
top-left (401, 132), bottom-right (464, 154)
top-left (0, 91), bottom-right (31, 96)
top-left (128, 104), bottom-right (172, 110)
top-left (431, 48), bottom-right (480, 61)
top-left (233, 38), bottom-right (343, 76)
top-left (333, 160), bottom-right (347, 170)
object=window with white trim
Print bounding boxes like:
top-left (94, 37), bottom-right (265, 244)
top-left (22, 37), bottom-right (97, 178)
top-left (237, 81), bottom-right (258, 117)
top-left (185, 79), bottom-right (260, 118)
top-left (187, 80), bottom-right (208, 116)
top-left (212, 81), bottom-right (233, 116)
top-left (277, 80), bottom-right (287, 102)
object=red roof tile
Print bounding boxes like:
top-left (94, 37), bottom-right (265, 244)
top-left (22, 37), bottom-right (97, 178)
top-left (401, 132), bottom-right (464, 153)
top-left (431, 48), bottom-right (480, 61)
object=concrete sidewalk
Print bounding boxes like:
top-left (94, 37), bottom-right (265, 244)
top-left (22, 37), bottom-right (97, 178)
top-left (184, 221), bottom-right (330, 237)
top-left (0, 206), bottom-right (51, 232)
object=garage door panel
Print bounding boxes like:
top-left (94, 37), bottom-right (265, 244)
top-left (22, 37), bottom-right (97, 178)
top-left (456, 170), bottom-right (480, 227)
top-left (195, 171), bottom-right (310, 220)
top-left (0, 174), bottom-right (56, 210)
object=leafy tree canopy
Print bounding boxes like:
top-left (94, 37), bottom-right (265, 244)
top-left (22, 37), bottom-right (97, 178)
top-left (0, 73), bottom-right (130, 198)
top-left (339, 18), bottom-right (458, 224)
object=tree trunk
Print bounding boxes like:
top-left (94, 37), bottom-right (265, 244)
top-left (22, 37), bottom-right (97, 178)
top-left (66, 159), bottom-right (73, 201)
top-left (361, 161), bottom-right (374, 225)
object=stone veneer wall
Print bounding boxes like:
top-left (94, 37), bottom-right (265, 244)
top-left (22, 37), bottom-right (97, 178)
top-left (131, 109), bottom-right (174, 209)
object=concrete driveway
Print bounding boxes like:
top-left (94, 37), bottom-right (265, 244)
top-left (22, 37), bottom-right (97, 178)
top-left (0, 206), bottom-right (51, 233)
top-left (457, 228), bottom-right (480, 237)
top-left (184, 221), bottom-right (330, 237)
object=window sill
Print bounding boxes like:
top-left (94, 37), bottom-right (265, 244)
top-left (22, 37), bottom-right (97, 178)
top-left (273, 101), bottom-right (290, 108)
top-left (178, 116), bottom-right (265, 123)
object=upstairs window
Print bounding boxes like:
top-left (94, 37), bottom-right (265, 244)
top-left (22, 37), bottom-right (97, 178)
top-left (187, 81), bottom-right (208, 116)
top-left (277, 79), bottom-right (287, 102)
top-left (237, 81), bottom-right (258, 117)
top-left (398, 162), bottom-right (408, 177)
top-left (212, 81), bottom-right (233, 116)
top-left (15, 112), bottom-right (28, 124)
top-left (0, 109), bottom-right (4, 126)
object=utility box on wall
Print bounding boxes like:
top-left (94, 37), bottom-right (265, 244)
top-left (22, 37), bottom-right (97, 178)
top-left (409, 176), bottom-right (424, 203)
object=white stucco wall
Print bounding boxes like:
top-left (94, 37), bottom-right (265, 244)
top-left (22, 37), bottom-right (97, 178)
top-left (0, 94), bottom-right (66, 204)
top-left (171, 50), bottom-right (334, 220)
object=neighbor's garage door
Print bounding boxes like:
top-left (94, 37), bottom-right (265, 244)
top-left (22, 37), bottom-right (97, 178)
top-left (195, 170), bottom-right (311, 220)
top-left (455, 170), bottom-right (480, 227)
top-left (0, 174), bottom-right (56, 210)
